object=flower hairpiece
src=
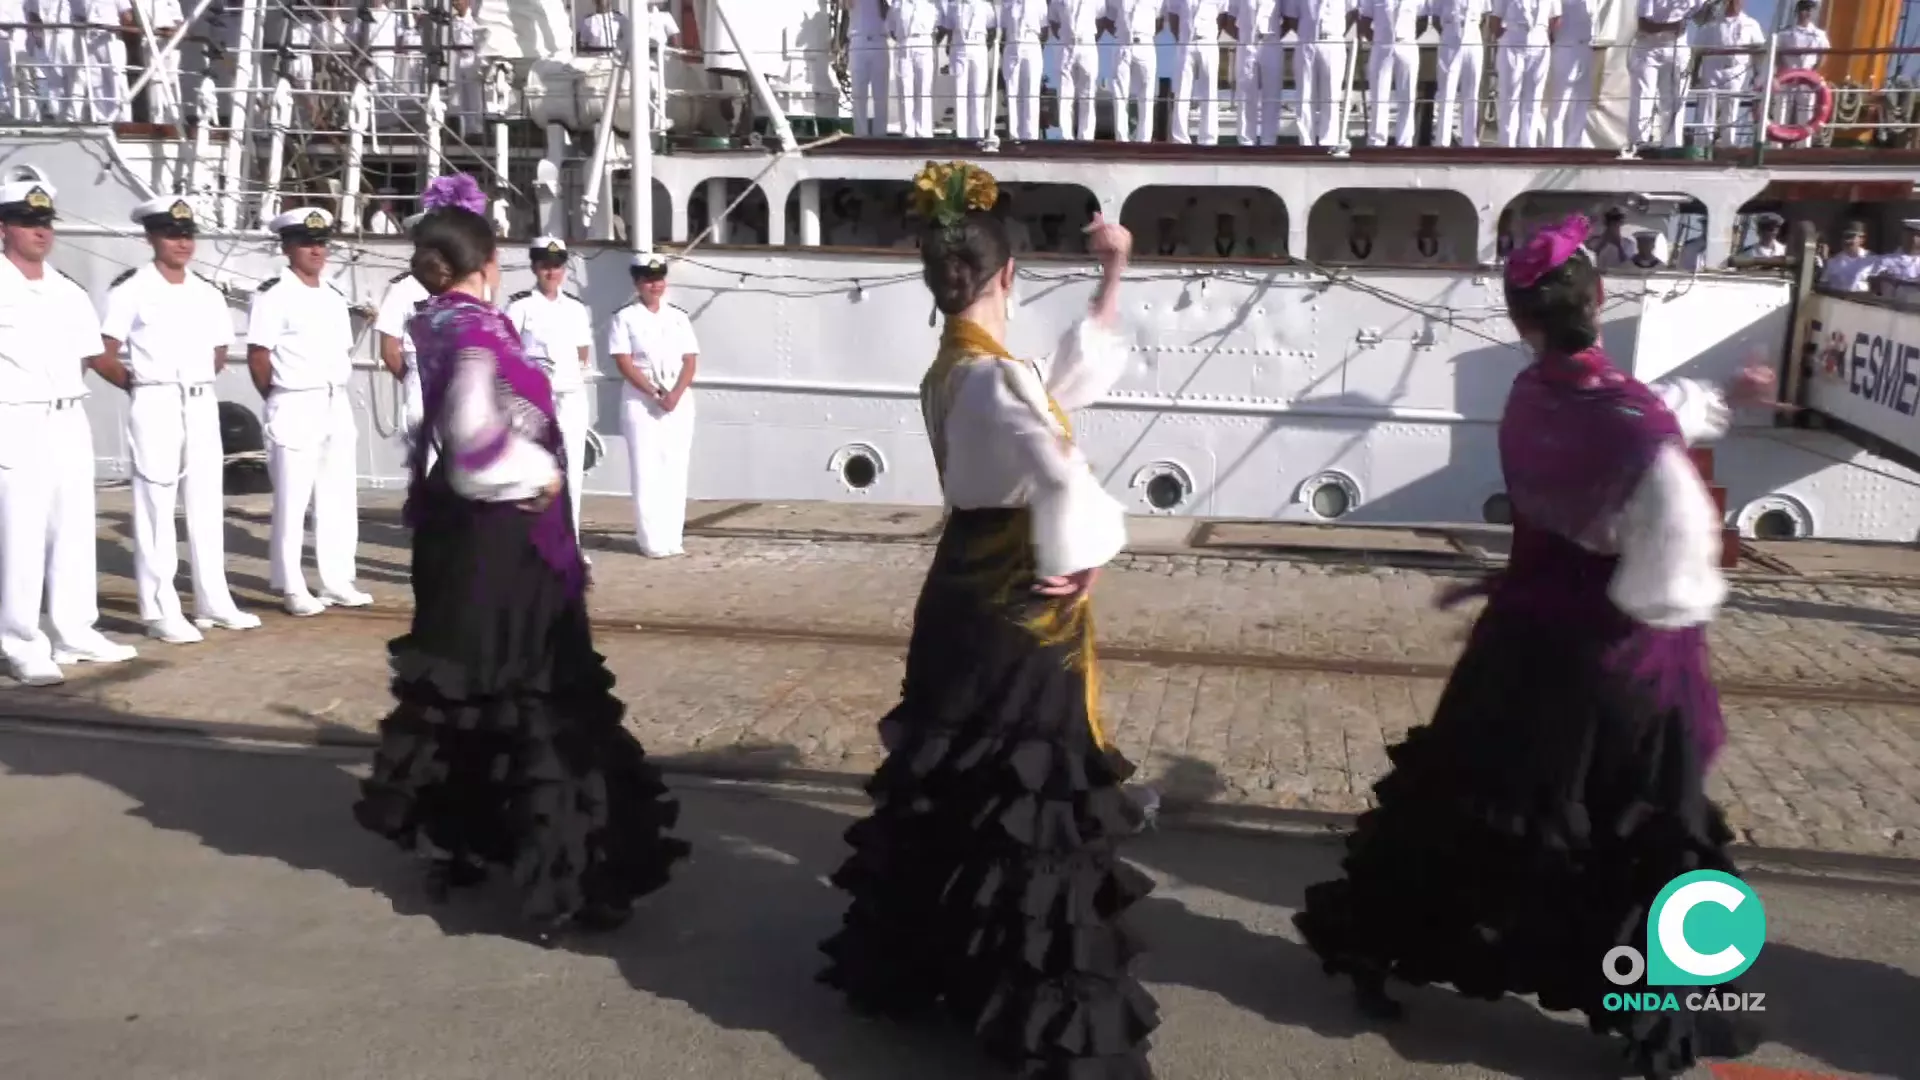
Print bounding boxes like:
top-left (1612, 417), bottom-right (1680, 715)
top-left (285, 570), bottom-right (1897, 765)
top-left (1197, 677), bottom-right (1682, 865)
top-left (1505, 213), bottom-right (1592, 289)
top-left (420, 173), bottom-right (489, 216)
top-left (908, 161), bottom-right (998, 240)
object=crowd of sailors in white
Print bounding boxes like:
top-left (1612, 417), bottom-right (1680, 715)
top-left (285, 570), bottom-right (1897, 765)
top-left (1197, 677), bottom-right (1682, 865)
top-left (0, 181), bottom-right (700, 688)
top-left (845, 0), bottom-right (1837, 148)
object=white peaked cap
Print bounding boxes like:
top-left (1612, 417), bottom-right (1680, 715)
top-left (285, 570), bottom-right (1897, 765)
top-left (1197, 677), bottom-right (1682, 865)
top-left (0, 178), bottom-right (56, 209)
top-left (132, 195), bottom-right (200, 225)
top-left (269, 207), bottom-right (335, 234)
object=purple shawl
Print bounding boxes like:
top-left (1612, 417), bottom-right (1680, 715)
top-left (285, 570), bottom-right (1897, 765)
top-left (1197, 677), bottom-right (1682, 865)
top-left (403, 291), bottom-right (584, 596)
top-left (1492, 347), bottom-right (1726, 766)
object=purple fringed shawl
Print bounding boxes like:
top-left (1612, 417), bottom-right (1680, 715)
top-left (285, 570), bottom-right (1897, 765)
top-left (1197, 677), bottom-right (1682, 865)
top-left (1492, 347), bottom-right (1726, 766)
top-left (403, 291), bottom-right (585, 596)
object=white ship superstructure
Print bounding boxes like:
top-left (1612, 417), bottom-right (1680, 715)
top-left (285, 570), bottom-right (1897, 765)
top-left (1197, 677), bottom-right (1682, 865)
top-left (5, 0), bottom-right (1920, 541)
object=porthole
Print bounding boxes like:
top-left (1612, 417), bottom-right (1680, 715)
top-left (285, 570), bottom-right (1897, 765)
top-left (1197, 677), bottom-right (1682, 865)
top-left (1127, 461), bottom-right (1195, 514)
top-left (1482, 493), bottom-right (1513, 525)
top-left (1735, 494), bottom-right (1813, 541)
top-left (1297, 471), bottom-right (1362, 521)
top-left (828, 443), bottom-right (886, 493)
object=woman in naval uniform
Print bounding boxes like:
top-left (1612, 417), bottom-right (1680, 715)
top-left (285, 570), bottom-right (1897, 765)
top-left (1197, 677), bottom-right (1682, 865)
top-left (244, 207), bottom-right (372, 617)
top-left (1292, 215), bottom-right (1773, 1080)
top-left (91, 196), bottom-right (261, 645)
top-left (818, 163), bottom-right (1159, 1079)
top-left (0, 178), bottom-right (139, 686)
top-left (352, 175), bottom-right (689, 934)
top-left (505, 237), bottom-right (596, 561)
top-left (608, 253), bottom-right (699, 559)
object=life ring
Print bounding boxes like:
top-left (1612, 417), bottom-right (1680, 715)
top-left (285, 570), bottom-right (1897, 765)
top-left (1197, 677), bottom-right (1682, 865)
top-left (1766, 68), bottom-right (1833, 144)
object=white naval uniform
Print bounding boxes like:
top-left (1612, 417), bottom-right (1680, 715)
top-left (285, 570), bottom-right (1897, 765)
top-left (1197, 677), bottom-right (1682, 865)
top-left (246, 273), bottom-right (363, 606)
top-left (1771, 23), bottom-right (1828, 142)
top-left (1110, 0), bottom-right (1162, 142)
top-left (138, 0), bottom-right (185, 124)
top-left (1000, 0), bottom-right (1049, 140)
top-left (609, 299), bottom-right (699, 557)
top-left (1493, 0), bottom-right (1555, 148)
top-left (943, 0), bottom-right (998, 139)
top-left (1736, 238), bottom-right (1787, 259)
top-left (1050, 0), bottom-right (1102, 140)
top-left (1228, 0), bottom-right (1277, 144)
top-left (1363, 0), bottom-right (1425, 146)
top-left (1820, 252), bottom-right (1881, 293)
top-left (373, 269), bottom-right (430, 460)
top-left (1695, 11), bottom-right (1763, 146)
top-left (1434, 0), bottom-right (1487, 146)
top-left (73, 0), bottom-right (132, 122)
top-left (0, 0), bottom-right (44, 122)
top-left (1878, 252), bottom-right (1920, 284)
top-left (1165, 0), bottom-right (1222, 144)
top-left (1254, 0), bottom-right (1288, 143)
top-left (1544, 0), bottom-right (1592, 146)
top-left (1290, 0), bottom-right (1355, 147)
top-left (506, 288), bottom-right (595, 544)
top-left (1629, 0), bottom-right (1695, 148)
top-left (0, 258), bottom-right (134, 679)
top-left (891, 0), bottom-right (939, 137)
top-left (366, 0), bottom-right (405, 94)
top-left (848, 0), bottom-right (890, 136)
top-left (102, 264), bottom-right (250, 632)
top-left (577, 8), bottom-right (626, 50)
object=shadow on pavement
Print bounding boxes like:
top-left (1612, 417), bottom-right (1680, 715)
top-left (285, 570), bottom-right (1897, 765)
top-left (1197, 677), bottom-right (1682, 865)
top-left (0, 727), bottom-right (1912, 1080)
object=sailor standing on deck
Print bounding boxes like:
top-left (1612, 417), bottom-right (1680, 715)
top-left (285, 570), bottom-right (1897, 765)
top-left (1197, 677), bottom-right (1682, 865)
top-left (848, 0), bottom-right (890, 136)
top-left (943, 0), bottom-right (997, 139)
top-left (611, 254), bottom-right (700, 559)
top-left (506, 237), bottom-right (596, 553)
top-left (138, 0), bottom-right (187, 125)
top-left (1164, 0), bottom-right (1224, 145)
top-left (1491, 0), bottom-right (1558, 148)
top-left (1283, 0), bottom-right (1357, 147)
top-left (1111, 0), bottom-right (1162, 142)
top-left (0, 179), bottom-right (140, 685)
top-left (1049, 0), bottom-right (1102, 140)
top-left (1819, 222), bottom-right (1880, 292)
top-left (1227, 0), bottom-right (1276, 144)
top-left (1629, 0), bottom-right (1698, 149)
top-left (374, 210), bottom-right (431, 470)
top-left (1772, 1), bottom-right (1826, 146)
top-left (247, 208), bottom-right (371, 617)
top-left (893, 0), bottom-right (940, 137)
top-left (1871, 221), bottom-right (1920, 285)
top-left (1361, 0), bottom-right (1428, 147)
top-left (1434, 0), bottom-right (1488, 147)
top-left (1735, 212), bottom-right (1787, 258)
top-left (90, 197), bottom-right (260, 645)
top-left (1543, 0), bottom-right (1592, 146)
top-left (1693, 0), bottom-right (1765, 146)
top-left (72, 0), bottom-right (131, 123)
top-left (1000, 0), bottom-right (1049, 140)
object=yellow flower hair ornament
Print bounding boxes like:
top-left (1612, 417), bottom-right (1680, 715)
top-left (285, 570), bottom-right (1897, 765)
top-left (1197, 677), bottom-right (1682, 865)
top-left (909, 160), bottom-right (999, 241)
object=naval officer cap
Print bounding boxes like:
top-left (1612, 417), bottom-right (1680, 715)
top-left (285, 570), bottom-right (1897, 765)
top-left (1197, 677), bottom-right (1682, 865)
top-left (133, 195), bottom-right (200, 237)
top-left (531, 235), bottom-right (569, 263)
top-left (0, 178), bottom-right (57, 226)
top-left (271, 206), bottom-right (335, 244)
top-left (631, 252), bottom-right (670, 280)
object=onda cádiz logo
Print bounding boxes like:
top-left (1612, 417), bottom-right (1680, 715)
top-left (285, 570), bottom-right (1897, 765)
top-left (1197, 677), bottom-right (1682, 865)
top-left (1602, 870), bottom-right (1769, 1014)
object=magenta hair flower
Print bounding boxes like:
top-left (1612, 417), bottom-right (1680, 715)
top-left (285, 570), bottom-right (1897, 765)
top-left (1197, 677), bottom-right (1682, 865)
top-left (420, 173), bottom-right (488, 216)
top-left (1505, 213), bottom-right (1592, 289)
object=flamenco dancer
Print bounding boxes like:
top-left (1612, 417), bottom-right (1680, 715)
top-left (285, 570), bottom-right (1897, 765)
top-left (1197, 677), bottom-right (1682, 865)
top-left (818, 162), bottom-right (1159, 1079)
top-left (1292, 215), bottom-right (1771, 1078)
top-left (352, 175), bottom-right (689, 935)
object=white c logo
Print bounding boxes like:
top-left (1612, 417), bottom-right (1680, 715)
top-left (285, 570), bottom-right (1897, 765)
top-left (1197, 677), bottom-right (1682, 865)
top-left (1656, 879), bottom-right (1747, 979)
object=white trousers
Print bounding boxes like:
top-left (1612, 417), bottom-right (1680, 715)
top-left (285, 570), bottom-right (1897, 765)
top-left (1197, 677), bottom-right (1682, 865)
top-left (1697, 69), bottom-right (1751, 146)
top-left (264, 387), bottom-right (360, 598)
top-left (1005, 40), bottom-right (1044, 140)
top-left (1629, 40), bottom-right (1690, 147)
top-left (1366, 39), bottom-right (1418, 146)
top-left (145, 32), bottom-right (182, 125)
top-left (1256, 40), bottom-right (1287, 143)
top-left (1546, 43), bottom-right (1591, 147)
top-left (1435, 37), bottom-right (1484, 146)
top-left (950, 41), bottom-right (991, 139)
top-left (74, 28), bottom-right (127, 123)
top-left (1169, 38), bottom-right (1218, 144)
top-left (128, 385), bottom-right (242, 625)
top-left (1771, 71), bottom-right (1817, 145)
top-left (400, 364), bottom-right (439, 476)
top-left (621, 389), bottom-right (695, 557)
top-left (1498, 43), bottom-right (1549, 147)
top-left (1114, 41), bottom-right (1156, 141)
top-left (0, 30), bottom-right (39, 122)
top-left (896, 36), bottom-right (935, 136)
top-left (850, 31), bottom-right (889, 136)
top-left (0, 402), bottom-right (104, 669)
top-left (1297, 40), bottom-right (1347, 146)
top-left (553, 387), bottom-right (589, 545)
top-left (1056, 41), bottom-right (1098, 140)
